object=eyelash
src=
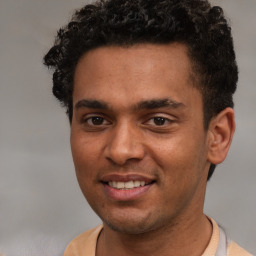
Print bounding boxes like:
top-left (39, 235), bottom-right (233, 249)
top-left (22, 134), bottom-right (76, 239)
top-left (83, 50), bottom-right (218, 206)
top-left (145, 116), bottom-right (173, 126)
top-left (82, 116), bottom-right (111, 126)
top-left (80, 114), bottom-right (175, 129)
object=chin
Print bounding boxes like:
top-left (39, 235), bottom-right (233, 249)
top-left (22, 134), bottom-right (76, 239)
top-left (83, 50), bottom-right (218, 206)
top-left (100, 210), bottom-right (169, 235)
top-left (105, 221), bottom-right (155, 235)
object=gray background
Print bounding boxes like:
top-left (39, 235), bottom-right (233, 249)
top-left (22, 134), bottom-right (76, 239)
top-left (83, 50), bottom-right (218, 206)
top-left (0, 0), bottom-right (255, 255)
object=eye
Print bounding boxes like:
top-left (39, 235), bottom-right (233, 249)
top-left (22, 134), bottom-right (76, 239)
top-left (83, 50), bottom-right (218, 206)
top-left (146, 116), bottom-right (172, 126)
top-left (83, 116), bottom-right (111, 126)
top-left (88, 116), bottom-right (104, 125)
top-left (152, 117), bottom-right (168, 126)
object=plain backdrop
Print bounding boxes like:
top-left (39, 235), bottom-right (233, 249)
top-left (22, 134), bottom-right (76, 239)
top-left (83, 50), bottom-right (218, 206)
top-left (0, 0), bottom-right (255, 255)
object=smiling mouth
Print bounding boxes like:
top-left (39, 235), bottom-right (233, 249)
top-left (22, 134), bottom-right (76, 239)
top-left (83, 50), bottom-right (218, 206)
top-left (108, 180), bottom-right (151, 190)
top-left (101, 175), bottom-right (155, 200)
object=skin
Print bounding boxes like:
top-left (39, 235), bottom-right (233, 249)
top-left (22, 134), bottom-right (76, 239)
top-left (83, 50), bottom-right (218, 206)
top-left (70, 43), bottom-right (235, 256)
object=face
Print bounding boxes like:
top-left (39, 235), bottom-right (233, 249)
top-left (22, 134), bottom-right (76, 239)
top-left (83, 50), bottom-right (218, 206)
top-left (71, 43), bottom-right (211, 234)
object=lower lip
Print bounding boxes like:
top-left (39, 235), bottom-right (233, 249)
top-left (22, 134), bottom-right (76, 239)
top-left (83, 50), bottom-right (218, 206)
top-left (103, 183), bottom-right (153, 201)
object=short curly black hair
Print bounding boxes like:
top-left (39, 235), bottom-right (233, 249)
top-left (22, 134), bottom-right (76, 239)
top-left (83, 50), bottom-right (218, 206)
top-left (44, 0), bottom-right (238, 180)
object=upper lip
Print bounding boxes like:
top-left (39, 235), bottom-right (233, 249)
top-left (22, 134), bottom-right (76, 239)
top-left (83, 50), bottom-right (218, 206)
top-left (101, 173), bottom-right (155, 183)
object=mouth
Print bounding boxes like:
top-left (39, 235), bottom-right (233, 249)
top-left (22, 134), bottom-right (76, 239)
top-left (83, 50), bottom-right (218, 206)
top-left (101, 174), bottom-right (155, 201)
top-left (107, 180), bottom-right (151, 190)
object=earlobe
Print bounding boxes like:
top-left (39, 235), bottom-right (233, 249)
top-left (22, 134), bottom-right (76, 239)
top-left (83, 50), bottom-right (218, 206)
top-left (207, 107), bottom-right (236, 165)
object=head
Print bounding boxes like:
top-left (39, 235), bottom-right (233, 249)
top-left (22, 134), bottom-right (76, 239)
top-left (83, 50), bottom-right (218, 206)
top-left (44, 0), bottom-right (237, 234)
top-left (44, 0), bottom-right (238, 179)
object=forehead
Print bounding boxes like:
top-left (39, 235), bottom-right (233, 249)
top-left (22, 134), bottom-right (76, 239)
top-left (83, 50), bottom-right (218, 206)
top-left (74, 43), bottom-right (194, 80)
top-left (73, 43), bottom-right (201, 109)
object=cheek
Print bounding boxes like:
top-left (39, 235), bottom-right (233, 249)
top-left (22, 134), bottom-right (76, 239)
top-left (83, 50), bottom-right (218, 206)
top-left (153, 137), bottom-right (207, 210)
top-left (150, 132), bottom-right (207, 180)
top-left (70, 133), bottom-right (100, 181)
top-left (71, 136), bottom-right (102, 205)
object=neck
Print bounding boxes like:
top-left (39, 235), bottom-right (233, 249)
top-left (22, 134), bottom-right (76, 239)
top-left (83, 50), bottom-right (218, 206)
top-left (97, 213), bottom-right (212, 256)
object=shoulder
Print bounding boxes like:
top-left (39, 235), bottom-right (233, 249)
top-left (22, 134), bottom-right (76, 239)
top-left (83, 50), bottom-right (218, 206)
top-left (227, 240), bottom-right (254, 256)
top-left (207, 217), bottom-right (254, 256)
top-left (63, 225), bottom-right (103, 256)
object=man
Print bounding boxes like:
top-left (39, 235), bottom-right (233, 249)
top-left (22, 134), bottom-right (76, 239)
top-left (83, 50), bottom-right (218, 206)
top-left (44, 0), bottom-right (253, 255)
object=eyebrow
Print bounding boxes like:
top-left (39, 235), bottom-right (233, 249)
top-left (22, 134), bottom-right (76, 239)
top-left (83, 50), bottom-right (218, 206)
top-left (74, 98), bottom-right (185, 111)
top-left (75, 99), bottom-right (109, 110)
top-left (135, 98), bottom-right (185, 110)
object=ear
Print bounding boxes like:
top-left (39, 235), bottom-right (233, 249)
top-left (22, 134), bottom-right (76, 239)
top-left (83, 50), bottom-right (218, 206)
top-left (207, 107), bottom-right (235, 165)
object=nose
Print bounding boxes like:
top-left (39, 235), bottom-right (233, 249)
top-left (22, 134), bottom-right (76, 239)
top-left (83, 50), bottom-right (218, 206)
top-left (104, 122), bottom-right (145, 166)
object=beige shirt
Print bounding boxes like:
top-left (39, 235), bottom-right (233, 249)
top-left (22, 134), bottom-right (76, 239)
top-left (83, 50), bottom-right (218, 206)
top-left (63, 218), bottom-right (253, 256)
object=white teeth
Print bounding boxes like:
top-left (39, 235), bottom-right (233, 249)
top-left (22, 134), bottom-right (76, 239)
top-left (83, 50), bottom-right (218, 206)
top-left (140, 181), bottom-right (145, 186)
top-left (108, 181), bottom-right (148, 189)
top-left (134, 181), bottom-right (140, 187)
top-left (117, 181), bottom-right (125, 189)
top-left (124, 181), bottom-right (134, 189)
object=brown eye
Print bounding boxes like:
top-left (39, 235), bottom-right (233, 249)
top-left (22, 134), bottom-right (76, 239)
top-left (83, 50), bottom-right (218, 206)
top-left (89, 116), bottom-right (105, 125)
top-left (153, 117), bottom-right (167, 126)
top-left (144, 116), bottom-right (173, 128)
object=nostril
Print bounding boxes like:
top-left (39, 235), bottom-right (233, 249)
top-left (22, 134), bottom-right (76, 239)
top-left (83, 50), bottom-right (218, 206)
top-left (105, 148), bottom-right (145, 166)
top-left (103, 125), bottom-right (145, 165)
